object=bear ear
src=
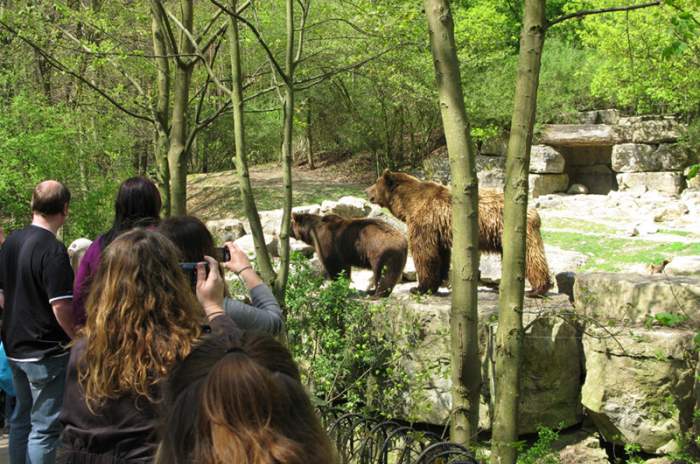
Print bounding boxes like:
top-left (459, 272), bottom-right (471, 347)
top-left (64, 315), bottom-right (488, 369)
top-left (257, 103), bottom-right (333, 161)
top-left (382, 169), bottom-right (396, 189)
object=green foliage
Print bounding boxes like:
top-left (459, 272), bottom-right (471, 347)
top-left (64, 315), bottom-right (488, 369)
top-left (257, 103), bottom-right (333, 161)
top-left (515, 426), bottom-right (561, 464)
top-left (645, 312), bottom-right (689, 329)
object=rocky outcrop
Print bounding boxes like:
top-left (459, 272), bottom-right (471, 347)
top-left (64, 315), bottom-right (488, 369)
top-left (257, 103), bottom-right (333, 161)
top-left (529, 173), bottom-right (569, 197)
top-left (369, 287), bottom-right (583, 434)
top-left (573, 272), bottom-right (700, 326)
top-left (617, 172), bottom-right (685, 195)
top-left (206, 218), bottom-right (247, 243)
top-left (530, 145), bottom-right (566, 174)
top-left (234, 233), bottom-right (278, 258)
top-left (540, 124), bottom-right (616, 146)
top-left (665, 256), bottom-right (700, 277)
top-left (581, 327), bottom-right (696, 455)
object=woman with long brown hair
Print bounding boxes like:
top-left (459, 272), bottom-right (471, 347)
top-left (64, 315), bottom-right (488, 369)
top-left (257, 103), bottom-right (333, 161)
top-left (157, 332), bottom-right (336, 464)
top-left (58, 229), bottom-right (237, 463)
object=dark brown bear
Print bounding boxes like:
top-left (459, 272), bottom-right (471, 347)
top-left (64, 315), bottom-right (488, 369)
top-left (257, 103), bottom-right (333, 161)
top-left (291, 213), bottom-right (408, 297)
top-left (365, 170), bottom-right (551, 296)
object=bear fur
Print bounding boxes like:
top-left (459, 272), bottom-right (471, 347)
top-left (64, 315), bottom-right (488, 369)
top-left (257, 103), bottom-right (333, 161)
top-left (291, 212), bottom-right (408, 297)
top-left (365, 170), bottom-right (551, 296)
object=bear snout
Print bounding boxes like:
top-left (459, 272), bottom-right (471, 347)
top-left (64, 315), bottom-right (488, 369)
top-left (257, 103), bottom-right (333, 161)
top-left (365, 186), bottom-right (376, 203)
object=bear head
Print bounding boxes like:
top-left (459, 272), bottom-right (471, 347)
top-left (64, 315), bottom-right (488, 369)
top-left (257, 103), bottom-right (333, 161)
top-left (365, 169), bottom-right (401, 208)
top-left (291, 212), bottom-right (323, 244)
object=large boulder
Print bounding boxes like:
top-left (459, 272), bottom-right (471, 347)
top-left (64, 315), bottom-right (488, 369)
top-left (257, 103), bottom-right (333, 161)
top-left (368, 287), bottom-right (583, 433)
top-left (367, 207), bottom-right (408, 235)
top-left (577, 109), bottom-right (621, 125)
top-left (206, 218), bottom-right (247, 243)
top-left (529, 173), bottom-right (569, 197)
top-left (630, 118), bottom-right (685, 144)
top-left (612, 143), bottom-right (658, 172)
top-left (556, 431), bottom-right (610, 464)
top-left (539, 124), bottom-right (616, 146)
top-left (581, 327), bottom-right (696, 454)
top-left (234, 233), bottom-right (278, 258)
top-left (476, 155), bottom-right (506, 191)
top-left (573, 273), bottom-right (700, 326)
top-left (282, 237), bottom-right (315, 258)
top-left (654, 144), bottom-right (691, 171)
top-left (617, 172), bottom-right (685, 195)
top-left (665, 256), bottom-right (700, 277)
top-left (321, 196), bottom-right (372, 218)
top-left (530, 145), bottom-right (566, 174)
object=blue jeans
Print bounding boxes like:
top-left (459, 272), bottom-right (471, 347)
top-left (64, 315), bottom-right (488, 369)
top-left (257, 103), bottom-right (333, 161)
top-left (9, 354), bottom-right (69, 464)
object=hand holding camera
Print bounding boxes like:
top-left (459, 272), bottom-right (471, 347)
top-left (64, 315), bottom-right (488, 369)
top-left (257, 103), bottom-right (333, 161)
top-left (221, 242), bottom-right (253, 275)
top-left (195, 256), bottom-right (225, 319)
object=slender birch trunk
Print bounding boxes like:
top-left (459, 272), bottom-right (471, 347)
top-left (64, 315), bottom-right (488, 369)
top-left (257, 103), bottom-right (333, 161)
top-left (491, 1), bottom-right (546, 463)
top-left (227, 0), bottom-right (276, 283)
top-left (167, 0), bottom-right (194, 216)
top-left (150, 6), bottom-right (171, 216)
top-left (274, 0), bottom-right (295, 301)
top-left (423, 0), bottom-right (481, 446)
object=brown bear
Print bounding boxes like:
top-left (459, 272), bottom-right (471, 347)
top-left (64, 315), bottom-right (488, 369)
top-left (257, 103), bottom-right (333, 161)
top-left (365, 170), bottom-right (551, 296)
top-left (291, 212), bottom-right (408, 297)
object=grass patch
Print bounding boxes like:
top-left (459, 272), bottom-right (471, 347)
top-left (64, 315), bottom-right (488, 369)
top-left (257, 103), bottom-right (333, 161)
top-left (543, 230), bottom-right (700, 272)
top-left (659, 229), bottom-right (698, 238)
top-left (187, 178), bottom-right (365, 221)
top-left (545, 217), bottom-right (618, 234)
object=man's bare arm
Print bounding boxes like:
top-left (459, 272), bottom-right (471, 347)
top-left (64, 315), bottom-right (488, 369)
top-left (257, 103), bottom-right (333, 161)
top-left (52, 299), bottom-right (76, 339)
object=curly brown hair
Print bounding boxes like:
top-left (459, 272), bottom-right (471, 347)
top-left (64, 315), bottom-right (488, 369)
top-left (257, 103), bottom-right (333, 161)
top-left (80, 229), bottom-right (204, 409)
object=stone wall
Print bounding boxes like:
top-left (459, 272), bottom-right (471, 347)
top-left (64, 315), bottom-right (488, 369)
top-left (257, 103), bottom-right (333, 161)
top-left (419, 110), bottom-right (697, 197)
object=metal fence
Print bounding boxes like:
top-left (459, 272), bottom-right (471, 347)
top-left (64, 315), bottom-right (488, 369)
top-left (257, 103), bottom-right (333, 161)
top-left (320, 408), bottom-right (479, 464)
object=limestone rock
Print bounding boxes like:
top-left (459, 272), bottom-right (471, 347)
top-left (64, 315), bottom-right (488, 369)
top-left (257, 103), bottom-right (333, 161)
top-left (293, 204), bottom-right (321, 215)
top-left (682, 189), bottom-right (700, 215)
top-left (234, 233), bottom-right (278, 258)
top-left (206, 218), bottom-right (247, 243)
top-left (567, 183), bottom-right (589, 194)
top-left (530, 145), bottom-right (566, 174)
top-left (367, 288), bottom-right (582, 433)
top-left (402, 256), bottom-right (417, 282)
top-left (367, 208), bottom-right (408, 235)
top-left (529, 173), bottom-right (569, 197)
top-left (258, 209), bottom-right (284, 235)
top-left (577, 109), bottom-right (620, 125)
top-left (665, 256), bottom-right (700, 277)
top-left (570, 164), bottom-right (617, 195)
top-left (631, 118), bottom-right (685, 144)
top-left (617, 172), bottom-right (685, 195)
top-left (653, 203), bottom-right (689, 222)
top-left (557, 432), bottom-right (609, 464)
top-left (612, 143), bottom-right (658, 172)
top-left (581, 327), bottom-right (696, 454)
top-left (540, 124), bottom-right (616, 146)
top-left (282, 237), bottom-right (315, 258)
top-left (573, 273), bottom-right (700, 326)
top-left (655, 144), bottom-right (691, 171)
top-left (321, 196), bottom-right (372, 218)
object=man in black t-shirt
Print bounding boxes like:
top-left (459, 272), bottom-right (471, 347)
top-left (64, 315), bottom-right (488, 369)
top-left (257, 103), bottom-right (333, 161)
top-left (0, 181), bottom-right (77, 464)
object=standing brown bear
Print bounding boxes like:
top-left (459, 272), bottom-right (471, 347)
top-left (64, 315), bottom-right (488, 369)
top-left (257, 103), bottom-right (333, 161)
top-left (365, 170), bottom-right (551, 296)
top-left (291, 212), bottom-right (408, 297)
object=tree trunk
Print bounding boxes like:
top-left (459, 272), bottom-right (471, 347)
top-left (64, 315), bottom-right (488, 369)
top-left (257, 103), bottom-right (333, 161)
top-left (423, 0), bottom-right (481, 447)
top-left (273, 0), bottom-right (295, 301)
top-left (491, 1), bottom-right (546, 463)
top-left (167, 0), bottom-right (194, 216)
top-left (306, 98), bottom-right (315, 170)
top-left (150, 6), bottom-right (171, 216)
top-left (227, 0), bottom-right (276, 284)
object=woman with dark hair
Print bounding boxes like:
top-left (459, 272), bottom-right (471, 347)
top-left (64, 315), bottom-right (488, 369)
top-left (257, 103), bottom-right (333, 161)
top-left (156, 332), bottom-right (336, 464)
top-left (159, 216), bottom-right (283, 335)
top-left (58, 229), bottom-right (237, 463)
top-left (72, 176), bottom-right (162, 325)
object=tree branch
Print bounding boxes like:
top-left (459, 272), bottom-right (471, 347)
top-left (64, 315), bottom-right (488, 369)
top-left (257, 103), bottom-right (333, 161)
top-left (209, 0), bottom-right (291, 85)
top-left (546, 1), bottom-right (661, 29)
top-left (0, 18), bottom-right (154, 123)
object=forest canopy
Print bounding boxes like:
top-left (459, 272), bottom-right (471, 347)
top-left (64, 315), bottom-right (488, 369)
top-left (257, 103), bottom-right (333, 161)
top-left (1, 0), bottom-right (698, 239)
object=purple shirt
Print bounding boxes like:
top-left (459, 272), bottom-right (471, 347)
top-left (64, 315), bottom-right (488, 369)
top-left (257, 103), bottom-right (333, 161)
top-left (72, 235), bottom-right (104, 326)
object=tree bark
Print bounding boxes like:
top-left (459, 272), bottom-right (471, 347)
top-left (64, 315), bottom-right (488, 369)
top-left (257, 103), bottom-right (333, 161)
top-left (491, 1), bottom-right (546, 463)
top-left (227, 0), bottom-right (276, 284)
top-left (306, 97), bottom-right (315, 170)
top-left (167, 0), bottom-right (194, 216)
top-left (273, 0), bottom-right (295, 301)
top-left (150, 4), bottom-right (171, 216)
top-left (423, 0), bottom-right (481, 447)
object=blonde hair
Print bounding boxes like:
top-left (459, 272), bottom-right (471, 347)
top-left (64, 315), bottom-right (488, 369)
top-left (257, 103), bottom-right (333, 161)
top-left (80, 229), bottom-right (204, 409)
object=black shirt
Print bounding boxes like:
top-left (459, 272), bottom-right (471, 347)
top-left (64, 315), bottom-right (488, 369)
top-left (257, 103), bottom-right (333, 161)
top-left (0, 225), bottom-right (74, 360)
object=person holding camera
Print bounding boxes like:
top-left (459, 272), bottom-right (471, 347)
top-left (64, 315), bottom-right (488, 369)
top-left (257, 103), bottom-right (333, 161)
top-left (58, 229), bottom-right (239, 463)
top-left (159, 216), bottom-right (283, 335)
